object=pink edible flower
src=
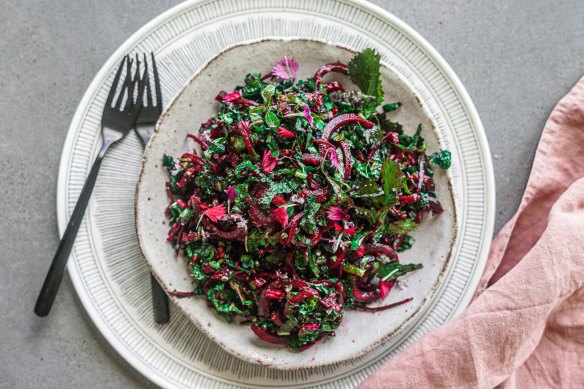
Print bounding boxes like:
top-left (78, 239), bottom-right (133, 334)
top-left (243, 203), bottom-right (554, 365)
top-left (301, 323), bottom-right (320, 331)
top-left (272, 56), bottom-right (299, 80)
top-left (333, 222), bottom-right (357, 236)
top-left (327, 206), bottom-right (349, 221)
top-left (344, 226), bottom-right (357, 236)
top-left (262, 150), bottom-right (280, 174)
top-left (303, 105), bottom-right (314, 127)
top-left (379, 280), bottom-right (394, 300)
top-left (276, 126), bottom-right (296, 139)
top-left (272, 207), bottom-right (289, 228)
top-left (355, 245), bottom-right (365, 258)
top-left (328, 147), bottom-right (340, 169)
top-left (222, 91), bottom-right (242, 102)
top-left (224, 185), bottom-right (238, 203)
top-left (203, 204), bottom-right (227, 223)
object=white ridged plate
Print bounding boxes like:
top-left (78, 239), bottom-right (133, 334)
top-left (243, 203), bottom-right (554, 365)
top-left (58, 0), bottom-right (494, 387)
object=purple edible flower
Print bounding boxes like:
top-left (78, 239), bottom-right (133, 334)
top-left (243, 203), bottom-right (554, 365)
top-left (327, 206), bottom-right (350, 221)
top-left (303, 105), bottom-right (314, 128)
top-left (272, 56), bottom-right (299, 80)
top-left (328, 147), bottom-right (340, 169)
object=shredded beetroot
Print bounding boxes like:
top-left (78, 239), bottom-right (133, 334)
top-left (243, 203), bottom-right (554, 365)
top-left (251, 325), bottom-right (289, 345)
top-left (338, 140), bottom-right (353, 180)
top-left (231, 98), bottom-right (260, 107)
top-left (186, 133), bottom-right (209, 150)
top-left (300, 153), bottom-right (323, 166)
top-left (234, 121), bottom-right (257, 157)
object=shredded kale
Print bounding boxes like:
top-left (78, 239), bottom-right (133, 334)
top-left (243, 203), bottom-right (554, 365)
top-left (162, 49), bottom-right (451, 351)
top-left (162, 154), bottom-right (176, 171)
top-left (431, 150), bottom-right (452, 170)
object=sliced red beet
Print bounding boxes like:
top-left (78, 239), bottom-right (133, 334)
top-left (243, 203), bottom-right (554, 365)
top-left (337, 140), bottom-right (353, 180)
top-left (319, 114), bottom-right (374, 154)
top-left (353, 278), bottom-right (380, 303)
top-left (362, 243), bottom-right (398, 261)
top-left (313, 63), bottom-right (348, 88)
top-left (250, 325), bottom-right (289, 345)
top-left (300, 153), bottom-right (323, 166)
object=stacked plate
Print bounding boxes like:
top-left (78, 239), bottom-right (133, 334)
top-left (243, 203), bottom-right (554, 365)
top-left (59, 0), bottom-right (494, 387)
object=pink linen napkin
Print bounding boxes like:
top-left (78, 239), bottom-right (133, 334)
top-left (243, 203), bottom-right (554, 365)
top-left (359, 76), bottom-right (584, 388)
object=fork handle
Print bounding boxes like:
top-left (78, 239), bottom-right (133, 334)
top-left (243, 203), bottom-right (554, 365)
top-left (150, 274), bottom-right (170, 324)
top-left (34, 149), bottom-right (106, 317)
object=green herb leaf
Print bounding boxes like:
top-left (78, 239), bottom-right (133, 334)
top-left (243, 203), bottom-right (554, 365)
top-left (381, 159), bottom-right (403, 196)
top-left (377, 262), bottom-right (423, 282)
top-left (249, 106), bottom-right (265, 122)
top-left (382, 102), bottom-right (401, 112)
top-left (179, 208), bottom-right (195, 223)
top-left (205, 137), bottom-right (226, 157)
top-left (350, 232), bottom-right (366, 250)
top-left (246, 230), bottom-right (279, 253)
top-left (387, 219), bottom-right (418, 235)
top-left (341, 276), bottom-right (355, 307)
top-left (307, 249), bottom-right (320, 277)
top-left (299, 196), bottom-right (320, 232)
top-left (350, 205), bottom-right (378, 225)
top-left (264, 110), bottom-right (280, 128)
top-left (262, 84), bottom-right (276, 104)
top-left (398, 235), bottom-right (415, 252)
top-left (234, 161), bottom-right (262, 178)
top-left (240, 254), bottom-right (254, 270)
top-left (230, 136), bottom-right (246, 153)
top-left (348, 48), bottom-right (384, 109)
top-left (351, 179), bottom-right (384, 198)
top-left (259, 180), bottom-right (298, 207)
top-left (191, 263), bottom-right (206, 281)
top-left (245, 73), bottom-right (264, 89)
top-left (343, 263), bottom-right (365, 277)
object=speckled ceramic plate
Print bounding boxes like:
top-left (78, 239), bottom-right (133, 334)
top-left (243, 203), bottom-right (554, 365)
top-left (58, 0), bottom-right (494, 387)
top-left (136, 39), bottom-right (457, 370)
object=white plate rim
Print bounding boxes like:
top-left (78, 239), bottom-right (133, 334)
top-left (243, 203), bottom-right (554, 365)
top-left (56, 0), bottom-right (495, 387)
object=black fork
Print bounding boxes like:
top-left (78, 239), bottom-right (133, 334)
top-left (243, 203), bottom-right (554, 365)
top-left (134, 53), bottom-right (170, 324)
top-left (35, 55), bottom-right (145, 317)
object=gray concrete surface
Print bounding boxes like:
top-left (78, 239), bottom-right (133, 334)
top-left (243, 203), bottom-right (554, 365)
top-left (1, 0), bottom-right (583, 387)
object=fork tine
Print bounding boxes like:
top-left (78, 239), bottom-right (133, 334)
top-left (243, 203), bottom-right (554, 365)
top-left (131, 58), bottom-right (144, 111)
top-left (143, 53), bottom-right (153, 107)
top-left (125, 54), bottom-right (141, 111)
top-left (106, 55), bottom-right (127, 108)
top-left (114, 57), bottom-right (133, 110)
top-left (151, 52), bottom-right (162, 111)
